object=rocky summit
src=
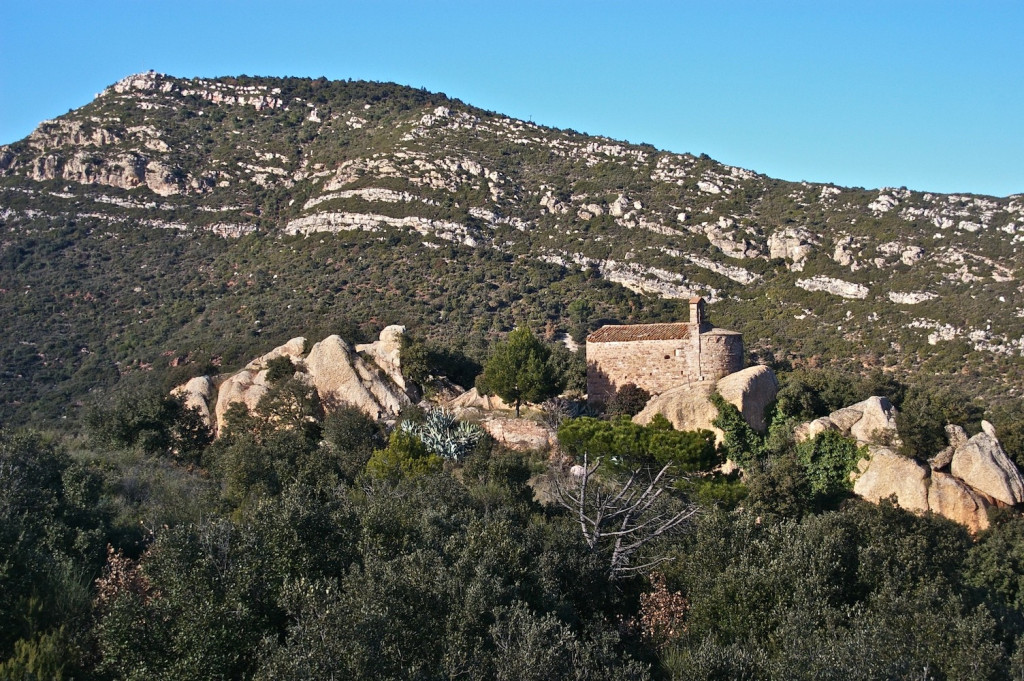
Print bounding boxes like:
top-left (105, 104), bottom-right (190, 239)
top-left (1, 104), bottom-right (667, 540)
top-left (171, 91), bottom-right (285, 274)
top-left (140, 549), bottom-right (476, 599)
top-left (1, 72), bottom-right (1022, 423)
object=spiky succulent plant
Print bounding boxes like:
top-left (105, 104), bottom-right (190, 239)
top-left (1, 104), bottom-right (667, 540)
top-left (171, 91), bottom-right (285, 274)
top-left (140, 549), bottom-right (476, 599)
top-left (399, 407), bottom-right (483, 462)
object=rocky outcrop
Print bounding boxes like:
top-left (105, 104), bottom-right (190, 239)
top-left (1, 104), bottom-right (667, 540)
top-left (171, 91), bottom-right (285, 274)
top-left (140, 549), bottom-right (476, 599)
top-left (181, 333), bottom-right (413, 434)
top-left (768, 227), bottom-right (816, 270)
top-left (794, 396), bottom-right (900, 448)
top-left (304, 335), bottom-right (409, 419)
top-left (929, 424), bottom-right (967, 470)
top-left (448, 387), bottom-right (512, 411)
top-left (633, 381), bottom-right (720, 439)
top-left (927, 472), bottom-right (992, 533)
top-left (950, 431), bottom-right (1024, 505)
top-left (633, 365), bottom-right (778, 441)
top-left (852, 447), bottom-right (931, 513)
top-left (803, 397), bottom-right (1023, 532)
top-left (355, 325), bottom-right (408, 390)
top-left (25, 149), bottom-right (181, 196)
top-left (715, 365), bottom-right (779, 433)
top-left (214, 368), bottom-right (271, 432)
top-left (245, 336), bottom-right (307, 370)
top-left (480, 415), bottom-right (554, 451)
top-left (171, 376), bottom-right (215, 426)
top-left (794, 275), bottom-right (869, 300)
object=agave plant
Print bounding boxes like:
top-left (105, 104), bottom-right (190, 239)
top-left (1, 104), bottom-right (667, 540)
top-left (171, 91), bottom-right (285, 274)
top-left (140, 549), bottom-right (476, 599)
top-left (400, 407), bottom-right (483, 462)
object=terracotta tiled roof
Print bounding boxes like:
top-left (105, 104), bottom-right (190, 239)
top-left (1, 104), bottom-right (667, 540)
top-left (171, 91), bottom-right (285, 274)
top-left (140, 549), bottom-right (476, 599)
top-left (587, 323), bottom-right (692, 343)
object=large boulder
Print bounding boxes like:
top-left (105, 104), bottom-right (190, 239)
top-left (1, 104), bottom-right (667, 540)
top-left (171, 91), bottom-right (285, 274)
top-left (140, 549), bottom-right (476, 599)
top-left (929, 424), bottom-right (967, 470)
top-left (480, 415), bottom-right (554, 451)
top-left (171, 375), bottom-right (214, 427)
top-left (244, 336), bottom-right (306, 371)
top-left (852, 447), bottom-right (930, 513)
top-left (447, 387), bottom-right (511, 411)
top-left (212, 337), bottom-right (309, 433)
top-left (633, 381), bottom-right (721, 439)
top-left (927, 472), bottom-right (991, 534)
top-left (849, 396), bottom-right (900, 445)
top-left (304, 335), bottom-right (410, 419)
top-left (355, 325), bottom-right (407, 390)
top-left (793, 417), bottom-right (837, 443)
top-left (715, 365), bottom-right (779, 433)
top-left (214, 368), bottom-right (270, 433)
top-left (633, 365), bottom-right (778, 441)
top-left (950, 432), bottom-right (1024, 506)
top-left (795, 396), bottom-right (900, 448)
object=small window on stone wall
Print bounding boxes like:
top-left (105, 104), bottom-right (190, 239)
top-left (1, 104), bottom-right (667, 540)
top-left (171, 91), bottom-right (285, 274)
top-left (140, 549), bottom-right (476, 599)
top-left (664, 355), bottom-right (670, 360)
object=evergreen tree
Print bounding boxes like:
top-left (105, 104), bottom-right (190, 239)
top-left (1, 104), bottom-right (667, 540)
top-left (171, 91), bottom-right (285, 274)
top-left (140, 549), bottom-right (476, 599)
top-left (478, 327), bottom-right (559, 417)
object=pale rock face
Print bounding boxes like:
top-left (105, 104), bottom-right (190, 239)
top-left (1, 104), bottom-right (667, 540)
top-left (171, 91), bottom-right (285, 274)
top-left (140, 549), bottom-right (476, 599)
top-left (794, 396), bottom-right (899, 448)
top-left (633, 367), bottom-right (777, 443)
top-left (927, 472), bottom-right (991, 534)
top-left (834, 237), bottom-right (857, 267)
top-left (827, 406), bottom-right (864, 433)
top-left (171, 376), bottom-right (214, 426)
top-left (356, 325), bottom-right (407, 390)
top-left (793, 417), bottom-right (838, 443)
top-left (888, 291), bottom-right (937, 305)
top-left (480, 415), bottom-right (554, 451)
top-left (144, 160), bottom-right (181, 196)
top-left (848, 396), bottom-right (900, 445)
top-left (768, 227), bottom-right (816, 266)
top-left (608, 194), bottom-right (631, 217)
top-left (853, 447), bottom-right (931, 512)
top-left (901, 246), bottom-right (925, 266)
top-left (633, 381), bottom-right (721, 441)
top-left (715, 365), bottom-right (779, 433)
top-left (946, 424), bottom-right (969, 449)
top-left (214, 368), bottom-right (270, 434)
top-left (244, 337), bottom-right (307, 371)
top-left (795, 275), bottom-right (869, 300)
top-left (304, 335), bottom-right (409, 419)
top-left (930, 445), bottom-right (955, 471)
top-left (447, 387), bottom-right (511, 411)
top-left (950, 432), bottom-right (1024, 505)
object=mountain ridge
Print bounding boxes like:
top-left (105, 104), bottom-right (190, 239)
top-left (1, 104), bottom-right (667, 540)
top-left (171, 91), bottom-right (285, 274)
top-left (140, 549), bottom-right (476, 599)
top-left (2, 71), bottom-right (1023, 424)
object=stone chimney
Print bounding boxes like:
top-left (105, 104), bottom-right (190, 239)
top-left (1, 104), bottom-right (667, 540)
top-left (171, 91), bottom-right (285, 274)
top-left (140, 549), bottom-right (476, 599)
top-left (689, 296), bottom-right (706, 328)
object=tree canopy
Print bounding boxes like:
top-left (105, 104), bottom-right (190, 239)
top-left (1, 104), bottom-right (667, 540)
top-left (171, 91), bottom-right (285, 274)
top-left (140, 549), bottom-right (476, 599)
top-left (477, 327), bottom-right (562, 416)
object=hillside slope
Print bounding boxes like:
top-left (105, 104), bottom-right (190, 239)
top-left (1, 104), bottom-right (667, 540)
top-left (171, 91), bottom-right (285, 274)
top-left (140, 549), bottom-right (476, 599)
top-left (2, 72), bottom-right (1022, 423)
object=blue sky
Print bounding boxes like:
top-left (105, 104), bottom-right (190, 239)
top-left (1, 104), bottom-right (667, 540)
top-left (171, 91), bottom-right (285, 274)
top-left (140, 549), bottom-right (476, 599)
top-left (1, 1), bottom-right (1021, 196)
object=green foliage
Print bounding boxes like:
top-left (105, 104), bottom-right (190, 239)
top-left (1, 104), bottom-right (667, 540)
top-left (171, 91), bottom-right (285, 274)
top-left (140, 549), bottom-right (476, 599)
top-left (710, 393), bottom-right (764, 469)
top-left (661, 504), bottom-right (999, 680)
top-left (744, 452), bottom-right (814, 520)
top-left (399, 335), bottom-right (433, 386)
top-left (965, 515), bottom-right (1024, 631)
top-left (545, 343), bottom-right (587, 396)
top-left (321, 404), bottom-right (386, 483)
top-left (264, 355), bottom-right (297, 384)
top-left (0, 431), bottom-right (108, 669)
top-left (478, 327), bottom-right (561, 416)
top-left (399, 407), bottom-right (483, 462)
top-left (990, 400), bottom-right (1024, 471)
top-left (364, 428), bottom-right (443, 482)
top-left (86, 388), bottom-right (212, 464)
top-left (795, 430), bottom-right (865, 500)
top-left (557, 415), bottom-right (719, 475)
top-left (773, 368), bottom-right (904, 422)
top-left (606, 382), bottom-right (651, 417)
top-left (897, 384), bottom-right (984, 459)
top-left (0, 626), bottom-right (72, 681)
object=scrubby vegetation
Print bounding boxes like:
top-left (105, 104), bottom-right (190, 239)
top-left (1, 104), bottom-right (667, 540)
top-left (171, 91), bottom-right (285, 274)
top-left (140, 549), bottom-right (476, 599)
top-left (3, 73), bottom-right (1024, 679)
top-left (3, 362), bottom-right (1024, 680)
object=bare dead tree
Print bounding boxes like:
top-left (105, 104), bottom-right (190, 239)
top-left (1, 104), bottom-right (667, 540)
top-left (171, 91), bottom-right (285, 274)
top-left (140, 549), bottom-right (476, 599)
top-left (551, 454), bottom-right (698, 580)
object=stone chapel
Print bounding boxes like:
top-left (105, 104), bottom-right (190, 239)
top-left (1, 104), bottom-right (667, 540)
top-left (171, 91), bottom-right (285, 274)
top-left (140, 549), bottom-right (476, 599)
top-left (585, 297), bottom-right (743, 404)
